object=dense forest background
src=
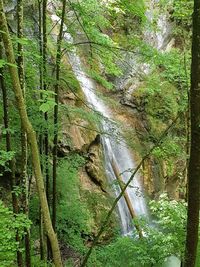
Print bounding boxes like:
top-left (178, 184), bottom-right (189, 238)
top-left (0, 0), bottom-right (199, 266)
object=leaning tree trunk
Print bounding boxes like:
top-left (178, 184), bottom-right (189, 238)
top-left (0, 2), bottom-right (63, 266)
top-left (184, 1), bottom-right (200, 266)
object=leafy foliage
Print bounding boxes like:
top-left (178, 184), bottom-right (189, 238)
top-left (0, 150), bottom-right (15, 167)
top-left (88, 195), bottom-right (186, 267)
top-left (0, 201), bottom-right (31, 267)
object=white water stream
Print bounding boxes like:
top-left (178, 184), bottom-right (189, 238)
top-left (67, 46), bottom-right (148, 235)
top-left (50, 1), bottom-right (181, 265)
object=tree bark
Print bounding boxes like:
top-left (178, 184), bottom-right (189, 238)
top-left (0, 2), bottom-right (63, 266)
top-left (184, 1), bottom-right (200, 266)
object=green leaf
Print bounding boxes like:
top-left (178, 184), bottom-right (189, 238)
top-left (39, 100), bottom-right (57, 113)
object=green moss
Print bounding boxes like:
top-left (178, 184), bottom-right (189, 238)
top-left (138, 72), bottom-right (179, 123)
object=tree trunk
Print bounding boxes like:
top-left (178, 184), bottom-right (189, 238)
top-left (0, 2), bottom-right (63, 266)
top-left (184, 1), bottom-right (200, 266)
top-left (52, 0), bottom-right (67, 231)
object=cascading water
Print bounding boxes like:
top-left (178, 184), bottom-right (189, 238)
top-left (50, 1), bottom-right (181, 265)
top-left (69, 57), bottom-right (148, 235)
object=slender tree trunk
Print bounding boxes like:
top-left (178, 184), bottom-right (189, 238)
top-left (0, 39), bottom-right (23, 267)
top-left (184, 1), bottom-right (200, 266)
top-left (17, 1), bottom-right (31, 266)
top-left (52, 0), bottom-right (67, 231)
top-left (0, 2), bottom-right (63, 266)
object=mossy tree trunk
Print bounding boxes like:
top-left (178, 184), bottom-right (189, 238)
top-left (0, 2), bottom-right (63, 266)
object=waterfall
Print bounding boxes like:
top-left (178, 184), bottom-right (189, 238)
top-left (68, 52), bottom-right (148, 235)
top-left (50, 12), bottom-right (148, 235)
top-left (65, 41), bottom-right (148, 235)
top-left (50, 2), bottom-right (181, 265)
top-left (49, 0), bottom-right (170, 235)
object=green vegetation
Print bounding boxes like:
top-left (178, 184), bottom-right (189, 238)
top-left (0, 0), bottom-right (199, 266)
top-left (87, 194), bottom-right (186, 267)
top-left (0, 201), bottom-right (31, 267)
